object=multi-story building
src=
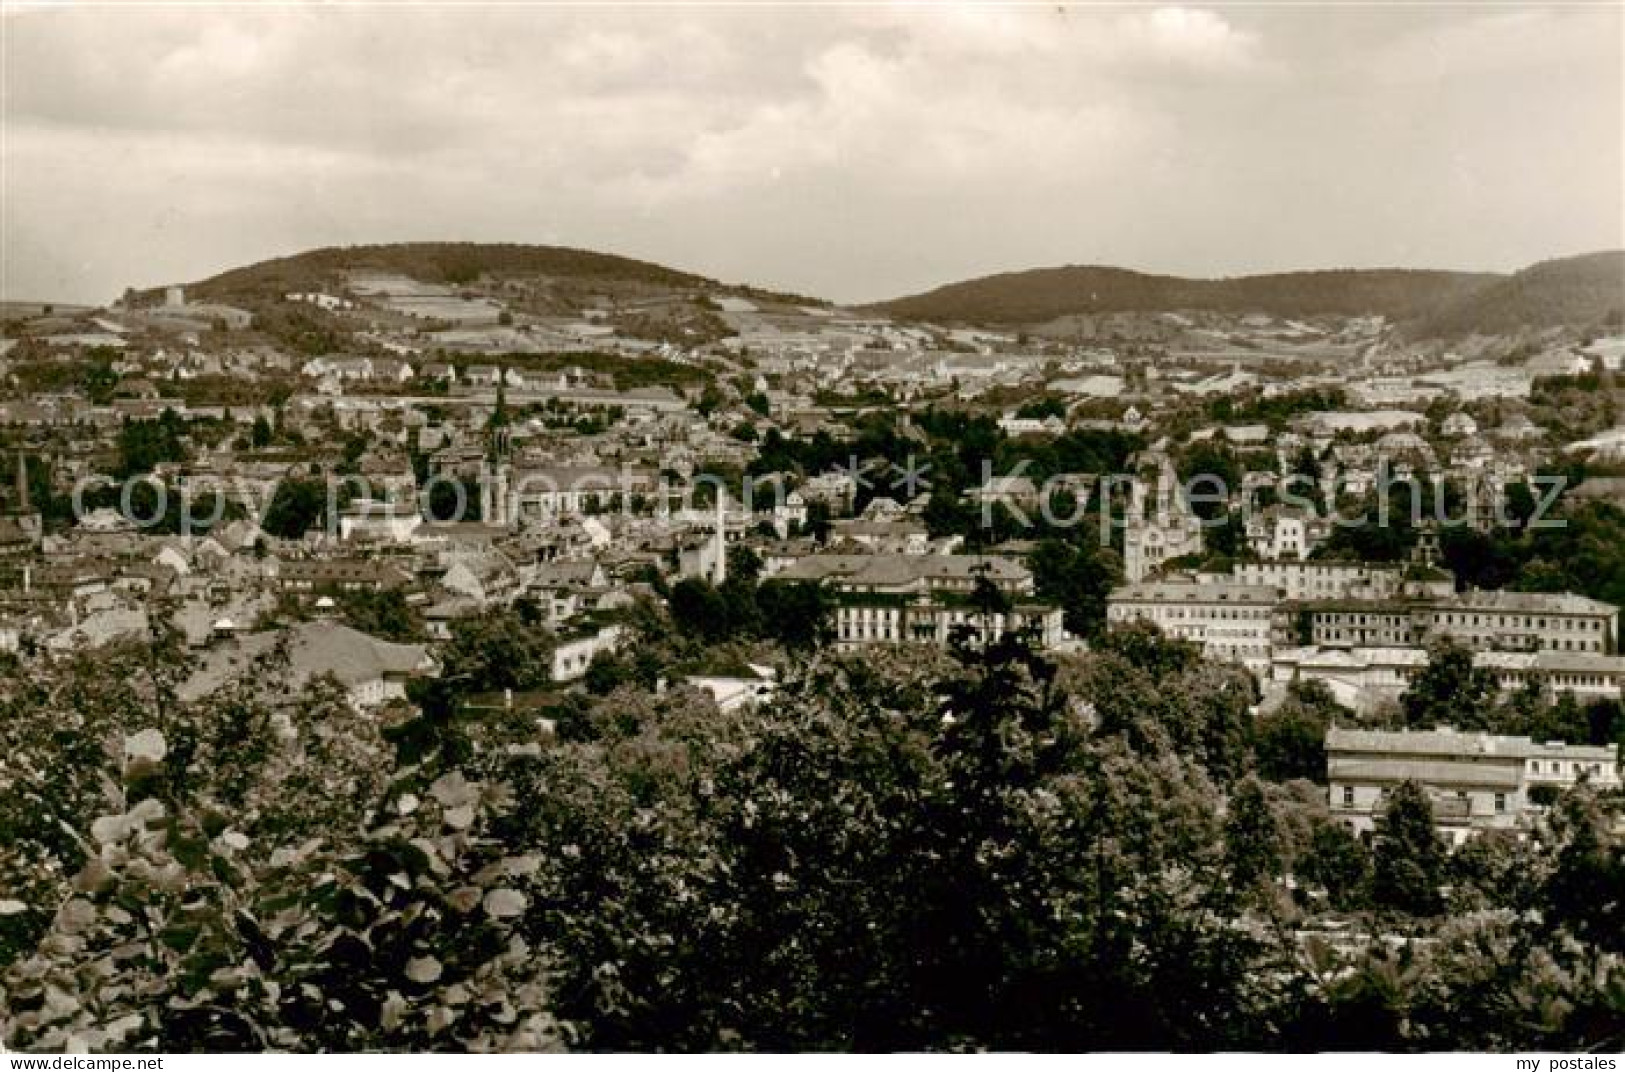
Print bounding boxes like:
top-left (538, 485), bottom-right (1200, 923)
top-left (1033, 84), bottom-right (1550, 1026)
top-left (1245, 508), bottom-right (1329, 561)
top-left (1281, 591), bottom-right (1619, 655)
top-left (1270, 646), bottom-right (1625, 712)
top-left (778, 553), bottom-right (1064, 651)
top-left (1233, 559), bottom-right (1402, 603)
top-left (1106, 579), bottom-right (1279, 672)
top-left (1279, 601), bottom-right (1418, 649)
top-left (1326, 726), bottom-right (1621, 845)
top-left (1418, 591), bottom-right (1617, 655)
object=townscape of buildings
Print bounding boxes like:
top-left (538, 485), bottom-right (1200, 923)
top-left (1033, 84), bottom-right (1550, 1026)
top-left (3, 267), bottom-right (1623, 843)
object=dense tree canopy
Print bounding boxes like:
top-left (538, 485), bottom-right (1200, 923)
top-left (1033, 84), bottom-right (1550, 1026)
top-left (3, 615), bottom-right (1623, 1052)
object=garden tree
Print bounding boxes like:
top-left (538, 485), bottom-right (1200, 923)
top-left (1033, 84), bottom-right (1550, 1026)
top-left (260, 477), bottom-right (329, 540)
top-left (1439, 526), bottom-right (1521, 592)
top-left (1493, 675), bottom-right (1548, 736)
top-left (581, 650), bottom-right (626, 697)
top-left (437, 607), bottom-right (555, 694)
top-left (727, 544), bottom-right (763, 585)
top-left (667, 577), bottom-right (733, 646)
top-left (337, 589), bottom-right (424, 643)
top-left (1175, 442), bottom-right (1241, 521)
top-left (1585, 697), bottom-right (1625, 749)
top-left (250, 414), bottom-right (274, 448)
top-left (81, 353), bottom-right (119, 405)
top-left (695, 383), bottom-right (725, 416)
top-left (1223, 776), bottom-right (1285, 904)
top-left (1527, 692), bottom-right (1592, 747)
top-left (116, 410), bottom-right (189, 478)
top-left (800, 499), bottom-right (833, 542)
top-left (504, 631), bottom-right (1275, 1051)
top-left (1397, 911), bottom-right (1625, 1052)
top-left (1539, 786), bottom-right (1625, 953)
top-left (1028, 537), bottom-right (1118, 639)
top-left (920, 484), bottom-right (971, 540)
top-left (1071, 627), bottom-right (1256, 784)
top-left (1446, 830), bottom-right (1545, 914)
top-left (7, 593), bottom-right (1624, 1051)
top-left (0, 639), bottom-right (189, 971)
top-left (1371, 781), bottom-right (1445, 915)
top-left (1095, 618), bottom-right (1200, 677)
top-left (1296, 819), bottom-right (1370, 913)
top-left (1252, 678), bottom-right (1338, 784)
top-left (753, 580), bottom-right (833, 651)
top-left (1202, 510), bottom-right (1250, 565)
top-left (424, 476), bottom-right (482, 522)
top-left (1401, 639), bottom-right (1499, 731)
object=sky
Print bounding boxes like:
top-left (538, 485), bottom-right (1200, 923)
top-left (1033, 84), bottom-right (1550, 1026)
top-left (2, 2), bottom-right (1621, 306)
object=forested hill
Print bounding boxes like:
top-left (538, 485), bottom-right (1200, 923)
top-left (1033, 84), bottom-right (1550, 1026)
top-left (867, 265), bottom-right (1498, 325)
top-left (869, 252), bottom-right (1625, 336)
top-left (1410, 250), bottom-right (1625, 338)
top-left (169, 242), bottom-right (828, 307)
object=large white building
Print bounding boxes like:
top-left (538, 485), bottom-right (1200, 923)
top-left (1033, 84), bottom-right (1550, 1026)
top-left (778, 553), bottom-right (1065, 651)
top-left (1106, 579), bottom-right (1279, 672)
top-left (1326, 726), bottom-right (1621, 845)
top-left (1270, 645), bottom-right (1625, 712)
top-left (1232, 559), bottom-right (1403, 603)
top-left (1286, 591), bottom-right (1619, 656)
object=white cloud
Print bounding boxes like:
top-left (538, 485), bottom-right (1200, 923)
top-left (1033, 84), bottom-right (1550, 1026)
top-left (0, 4), bottom-right (1617, 305)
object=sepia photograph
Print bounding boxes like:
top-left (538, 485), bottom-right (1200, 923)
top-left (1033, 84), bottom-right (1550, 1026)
top-left (0, 0), bottom-right (1623, 1058)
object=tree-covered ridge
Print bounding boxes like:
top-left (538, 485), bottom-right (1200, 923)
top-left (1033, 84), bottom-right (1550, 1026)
top-left (870, 265), bottom-right (1500, 326)
top-left (162, 242), bottom-right (828, 309)
top-left (1414, 251), bottom-right (1625, 339)
top-left (869, 251), bottom-right (1623, 338)
top-left (2, 616), bottom-right (1621, 1052)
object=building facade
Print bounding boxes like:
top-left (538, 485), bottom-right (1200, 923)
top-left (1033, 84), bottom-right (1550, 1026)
top-left (1326, 726), bottom-right (1621, 845)
top-left (1106, 579), bottom-right (1279, 672)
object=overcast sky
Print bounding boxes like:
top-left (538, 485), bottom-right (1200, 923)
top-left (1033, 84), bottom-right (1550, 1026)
top-left (3, 2), bottom-right (1621, 306)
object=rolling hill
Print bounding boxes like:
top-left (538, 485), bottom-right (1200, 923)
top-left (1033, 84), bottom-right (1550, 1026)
top-left (869, 252), bottom-right (1623, 337)
top-left (868, 265), bottom-right (1500, 326)
top-left (167, 241), bottom-right (827, 309)
top-left (1410, 251), bottom-right (1625, 338)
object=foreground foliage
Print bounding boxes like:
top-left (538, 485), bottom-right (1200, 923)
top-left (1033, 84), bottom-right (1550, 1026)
top-left (2, 623), bottom-right (1621, 1051)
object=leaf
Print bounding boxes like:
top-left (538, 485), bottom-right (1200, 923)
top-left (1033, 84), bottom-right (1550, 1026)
top-left (443, 805), bottom-right (475, 830)
top-left (380, 990), bottom-right (408, 1031)
top-left (429, 771), bottom-right (477, 809)
top-left (405, 955), bottom-right (443, 984)
top-left (447, 887), bottom-right (482, 914)
top-left (483, 888), bottom-right (527, 919)
top-left (0, 899), bottom-right (28, 916)
top-left (59, 898), bottom-right (97, 934)
top-left (124, 729), bottom-right (167, 764)
top-left (91, 814), bottom-right (128, 845)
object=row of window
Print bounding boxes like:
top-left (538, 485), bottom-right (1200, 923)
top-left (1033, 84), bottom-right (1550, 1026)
top-left (1432, 612), bottom-right (1605, 631)
top-left (1529, 760), bottom-right (1608, 776)
top-left (1340, 785), bottom-right (1508, 813)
